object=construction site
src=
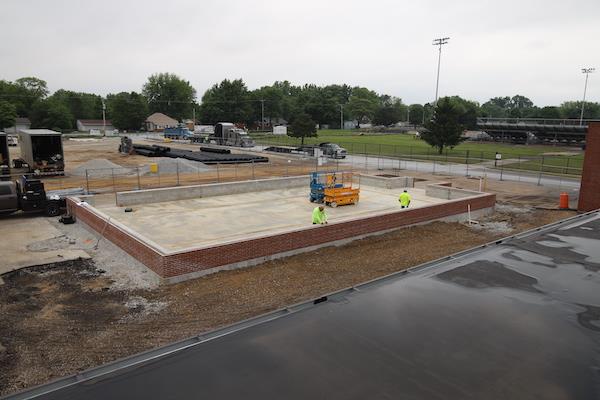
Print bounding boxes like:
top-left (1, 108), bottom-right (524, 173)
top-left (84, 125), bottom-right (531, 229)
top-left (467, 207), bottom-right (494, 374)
top-left (0, 124), bottom-right (599, 398)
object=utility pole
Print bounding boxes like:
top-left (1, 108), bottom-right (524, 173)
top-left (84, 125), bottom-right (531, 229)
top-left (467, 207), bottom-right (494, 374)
top-left (580, 68), bottom-right (595, 126)
top-left (340, 104), bottom-right (344, 130)
top-left (192, 106), bottom-right (196, 125)
top-left (260, 99), bottom-right (265, 130)
top-left (432, 37), bottom-right (450, 106)
top-left (101, 98), bottom-right (106, 136)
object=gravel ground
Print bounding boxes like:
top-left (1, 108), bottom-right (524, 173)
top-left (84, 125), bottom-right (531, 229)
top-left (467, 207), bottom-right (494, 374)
top-left (0, 206), bottom-right (576, 397)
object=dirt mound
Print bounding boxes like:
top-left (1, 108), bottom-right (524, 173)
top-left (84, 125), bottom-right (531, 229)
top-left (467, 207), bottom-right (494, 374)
top-left (71, 159), bottom-right (132, 177)
top-left (139, 157), bottom-right (211, 175)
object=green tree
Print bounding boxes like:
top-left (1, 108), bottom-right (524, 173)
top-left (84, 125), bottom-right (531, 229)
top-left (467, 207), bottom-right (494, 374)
top-left (559, 101), bottom-right (600, 119)
top-left (49, 90), bottom-right (103, 126)
top-left (408, 104), bottom-right (424, 126)
top-left (0, 77), bottom-right (48, 117)
top-left (289, 113), bottom-right (317, 145)
top-left (29, 99), bottom-right (73, 130)
top-left (346, 87), bottom-right (379, 126)
top-left (0, 100), bottom-right (17, 130)
top-left (480, 101), bottom-right (506, 118)
top-left (15, 77), bottom-right (49, 99)
top-left (533, 106), bottom-right (562, 119)
top-left (444, 96), bottom-right (480, 129)
top-left (143, 72), bottom-right (196, 121)
top-left (422, 97), bottom-right (466, 154)
top-left (199, 79), bottom-right (252, 124)
top-left (297, 85), bottom-right (339, 127)
top-left (373, 96), bottom-right (405, 126)
top-left (107, 92), bottom-right (149, 131)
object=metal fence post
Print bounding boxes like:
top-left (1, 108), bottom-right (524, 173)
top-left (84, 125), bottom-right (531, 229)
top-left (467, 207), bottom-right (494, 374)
top-left (252, 160), bottom-right (255, 179)
top-left (465, 150), bottom-right (470, 176)
top-left (537, 156), bottom-right (545, 186)
top-left (500, 160), bottom-right (504, 181)
top-left (216, 162), bottom-right (220, 182)
top-left (176, 161), bottom-right (180, 186)
top-left (565, 157), bottom-right (570, 175)
top-left (137, 167), bottom-right (141, 190)
top-left (111, 168), bottom-right (116, 193)
top-left (85, 170), bottom-right (90, 193)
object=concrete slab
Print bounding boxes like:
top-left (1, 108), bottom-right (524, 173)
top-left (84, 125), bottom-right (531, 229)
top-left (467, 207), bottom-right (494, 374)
top-left (0, 217), bottom-right (91, 275)
top-left (95, 186), bottom-right (448, 251)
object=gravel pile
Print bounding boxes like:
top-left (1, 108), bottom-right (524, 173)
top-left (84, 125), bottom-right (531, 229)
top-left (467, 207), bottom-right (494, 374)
top-left (71, 159), bottom-right (132, 177)
top-left (139, 157), bottom-right (211, 175)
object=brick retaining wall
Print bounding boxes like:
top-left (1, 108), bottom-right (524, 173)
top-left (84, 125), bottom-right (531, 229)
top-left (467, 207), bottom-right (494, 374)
top-left (68, 192), bottom-right (496, 282)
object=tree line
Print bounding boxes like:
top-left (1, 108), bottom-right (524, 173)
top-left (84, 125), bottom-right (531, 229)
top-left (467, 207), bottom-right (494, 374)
top-left (1, 74), bottom-right (599, 132)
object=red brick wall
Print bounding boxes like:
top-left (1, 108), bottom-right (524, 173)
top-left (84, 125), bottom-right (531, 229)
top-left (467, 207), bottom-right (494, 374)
top-left (160, 194), bottom-right (496, 278)
top-left (68, 194), bottom-right (496, 280)
top-left (578, 122), bottom-right (600, 211)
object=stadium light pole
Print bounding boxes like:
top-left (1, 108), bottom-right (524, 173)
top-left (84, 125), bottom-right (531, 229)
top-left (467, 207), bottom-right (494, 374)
top-left (432, 37), bottom-right (450, 106)
top-left (101, 98), bottom-right (106, 136)
top-left (340, 104), bottom-right (344, 130)
top-left (580, 68), bottom-right (595, 126)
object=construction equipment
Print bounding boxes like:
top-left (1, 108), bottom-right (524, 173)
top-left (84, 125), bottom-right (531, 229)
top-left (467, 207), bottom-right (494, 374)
top-left (119, 136), bottom-right (133, 154)
top-left (309, 171), bottom-right (359, 207)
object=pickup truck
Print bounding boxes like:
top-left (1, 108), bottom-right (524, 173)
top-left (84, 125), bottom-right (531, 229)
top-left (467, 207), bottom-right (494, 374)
top-left (0, 176), bottom-right (79, 217)
top-left (319, 143), bottom-right (347, 159)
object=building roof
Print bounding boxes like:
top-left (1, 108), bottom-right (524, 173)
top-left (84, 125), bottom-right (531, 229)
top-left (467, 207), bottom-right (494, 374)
top-left (13, 211), bottom-right (600, 399)
top-left (19, 129), bottom-right (62, 136)
top-left (77, 119), bottom-right (113, 126)
top-left (145, 112), bottom-right (178, 125)
top-left (15, 117), bottom-right (30, 124)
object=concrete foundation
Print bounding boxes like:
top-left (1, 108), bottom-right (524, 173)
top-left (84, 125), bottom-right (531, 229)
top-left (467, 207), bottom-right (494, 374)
top-left (68, 175), bottom-right (496, 282)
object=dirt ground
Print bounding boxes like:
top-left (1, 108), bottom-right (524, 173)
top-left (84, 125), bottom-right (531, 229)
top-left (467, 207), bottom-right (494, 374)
top-left (0, 204), bottom-right (575, 396)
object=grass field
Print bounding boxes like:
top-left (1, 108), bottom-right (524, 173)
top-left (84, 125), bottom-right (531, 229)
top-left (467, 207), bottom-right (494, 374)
top-left (252, 130), bottom-right (584, 176)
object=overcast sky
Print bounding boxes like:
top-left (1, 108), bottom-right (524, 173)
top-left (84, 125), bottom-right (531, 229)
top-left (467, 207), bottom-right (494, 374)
top-left (1, 0), bottom-right (599, 106)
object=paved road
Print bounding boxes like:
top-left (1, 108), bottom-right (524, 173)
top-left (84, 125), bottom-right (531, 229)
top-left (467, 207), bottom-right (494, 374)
top-left (12, 212), bottom-right (600, 399)
top-left (251, 145), bottom-right (580, 190)
top-left (343, 153), bottom-right (581, 190)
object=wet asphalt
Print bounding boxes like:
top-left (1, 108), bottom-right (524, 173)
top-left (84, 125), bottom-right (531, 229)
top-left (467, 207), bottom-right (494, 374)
top-left (11, 214), bottom-right (600, 400)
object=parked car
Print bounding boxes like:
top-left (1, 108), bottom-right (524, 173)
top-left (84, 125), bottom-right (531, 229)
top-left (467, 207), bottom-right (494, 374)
top-left (319, 143), bottom-right (347, 159)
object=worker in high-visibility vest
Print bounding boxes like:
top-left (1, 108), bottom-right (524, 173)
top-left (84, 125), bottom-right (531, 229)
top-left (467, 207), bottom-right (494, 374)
top-left (312, 205), bottom-right (328, 225)
top-left (399, 190), bottom-right (411, 209)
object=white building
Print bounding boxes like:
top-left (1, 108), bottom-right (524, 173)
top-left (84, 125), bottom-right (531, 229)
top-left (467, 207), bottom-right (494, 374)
top-left (77, 119), bottom-right (117, 135)
top-left (273, 126), bottom-right (287, 135)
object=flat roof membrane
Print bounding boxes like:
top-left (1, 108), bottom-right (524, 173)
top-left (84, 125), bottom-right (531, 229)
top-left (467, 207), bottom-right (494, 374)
top-left (16, 212), bottom-right (600, 399)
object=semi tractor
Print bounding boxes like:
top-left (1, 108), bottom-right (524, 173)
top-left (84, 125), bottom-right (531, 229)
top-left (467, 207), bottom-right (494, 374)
top-left (18, 129), bottom-right (64, 174)
top-left (209, 123), bottom-right (255, 147)
top-left (0, 133), bottom-right (9, 179)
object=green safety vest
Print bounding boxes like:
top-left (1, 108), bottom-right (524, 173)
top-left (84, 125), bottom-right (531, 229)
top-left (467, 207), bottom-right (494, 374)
top-left (399, 192), bottom-right (411, 206)
top-left (312, 207), bottom-right (327, 224)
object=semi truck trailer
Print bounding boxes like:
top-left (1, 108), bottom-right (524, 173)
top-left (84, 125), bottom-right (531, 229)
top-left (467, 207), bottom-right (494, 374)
top-left (18, 129), bottom-right (64, 174)
top-left (0, 132), bottom-right (10, 179)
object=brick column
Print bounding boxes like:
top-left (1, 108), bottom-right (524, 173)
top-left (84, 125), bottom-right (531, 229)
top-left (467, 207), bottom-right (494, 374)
top-left (578, 122), bottom-right (600, 211)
